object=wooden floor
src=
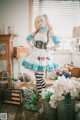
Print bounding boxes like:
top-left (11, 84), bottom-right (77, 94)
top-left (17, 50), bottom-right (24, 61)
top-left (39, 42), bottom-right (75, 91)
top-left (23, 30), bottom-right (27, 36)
top-left (1, 101), bottom-right (80, 120)
top-left (0, 102), bottom-right (44, 120)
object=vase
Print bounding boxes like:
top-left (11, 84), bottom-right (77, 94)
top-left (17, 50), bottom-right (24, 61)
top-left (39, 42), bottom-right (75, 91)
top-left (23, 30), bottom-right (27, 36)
top-left (64, 93), bottom-right (71, 104)
top-left (57, 99), bottom-right (75, 120)
top-left (43, 100), bottom-right (57, 120)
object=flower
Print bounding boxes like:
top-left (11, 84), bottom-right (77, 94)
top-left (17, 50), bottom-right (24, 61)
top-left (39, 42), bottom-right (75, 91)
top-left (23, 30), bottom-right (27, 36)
top-left (55, 65), bottom-right (71, 78)
top-left (41, 87), bottom-right (54, 102)
top-left (41, 76), bottom-right (80, 109)
top-left (47, 65), bottom-right (71, 80)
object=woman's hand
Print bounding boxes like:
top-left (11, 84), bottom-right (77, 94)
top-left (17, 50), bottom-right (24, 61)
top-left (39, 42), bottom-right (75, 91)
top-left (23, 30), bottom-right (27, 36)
top-left (46, 44), bottom-right (60, 51)
top-left (46, 46), bottom-right (54, 52)
top-left (27, 41), bottom-right (34, 49)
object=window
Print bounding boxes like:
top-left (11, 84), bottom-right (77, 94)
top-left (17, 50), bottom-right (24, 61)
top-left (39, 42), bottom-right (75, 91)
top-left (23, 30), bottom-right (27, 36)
top-left (30, 0), bottom-right (80, 50)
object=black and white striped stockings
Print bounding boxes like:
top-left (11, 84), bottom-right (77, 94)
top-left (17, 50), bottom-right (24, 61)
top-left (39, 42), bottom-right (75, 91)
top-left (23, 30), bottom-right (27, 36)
top-left (35, 71), bottom-right (46, 94)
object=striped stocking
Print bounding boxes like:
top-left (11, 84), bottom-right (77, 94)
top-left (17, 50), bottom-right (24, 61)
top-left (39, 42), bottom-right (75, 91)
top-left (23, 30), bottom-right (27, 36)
top-left (35, 71), bottom-right (46, 94)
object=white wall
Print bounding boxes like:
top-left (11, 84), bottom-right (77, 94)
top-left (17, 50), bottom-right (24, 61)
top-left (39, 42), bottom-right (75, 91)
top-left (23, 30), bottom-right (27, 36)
top-left (0, 0), bottom-right (31, 78)
top-left (0, 0), bottom-right (3, 27)
top-left (0, 0), bottom-right (29, 47)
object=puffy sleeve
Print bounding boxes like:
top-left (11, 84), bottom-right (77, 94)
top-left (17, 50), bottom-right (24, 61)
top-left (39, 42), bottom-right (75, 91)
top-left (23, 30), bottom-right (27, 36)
top-left (52, 36), bottom-right (60, 45)
top-left (49, 30), bottom-right (60, 44)
top-left (26, 35), bottom-right (33, 41)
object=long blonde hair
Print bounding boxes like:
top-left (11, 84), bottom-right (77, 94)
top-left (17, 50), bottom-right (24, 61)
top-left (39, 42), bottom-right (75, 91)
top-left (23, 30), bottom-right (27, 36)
top-left (43, 14), bottom-right (53, 30)
top-left (34, 14), bottom-right (53, 31)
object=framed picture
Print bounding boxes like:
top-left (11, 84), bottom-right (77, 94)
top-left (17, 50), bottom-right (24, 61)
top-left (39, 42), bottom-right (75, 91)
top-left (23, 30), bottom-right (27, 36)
top-left (0, 43), bottom-right (6, 55)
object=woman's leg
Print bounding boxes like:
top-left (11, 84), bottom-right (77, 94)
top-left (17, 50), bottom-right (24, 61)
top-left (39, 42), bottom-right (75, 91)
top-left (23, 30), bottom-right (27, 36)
top-left (35, 71), bottom-right (46, 94)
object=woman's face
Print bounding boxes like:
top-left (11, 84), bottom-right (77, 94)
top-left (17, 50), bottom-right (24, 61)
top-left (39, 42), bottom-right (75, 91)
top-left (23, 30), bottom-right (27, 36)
top-left (35, 16), bottom-right (46, 29)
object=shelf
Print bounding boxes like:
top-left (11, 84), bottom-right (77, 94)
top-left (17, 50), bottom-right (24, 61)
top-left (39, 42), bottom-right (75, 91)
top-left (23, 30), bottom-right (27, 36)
top-left (51, 50), bottom-right (80, 55)
top-left (0, 35), bottom-right (13, 87)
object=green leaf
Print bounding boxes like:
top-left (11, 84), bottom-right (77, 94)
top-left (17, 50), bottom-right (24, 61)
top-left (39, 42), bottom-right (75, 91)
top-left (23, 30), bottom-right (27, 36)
top-left (12, 78), bottom-right (18, 81)
top-left (45, 92), bottom-right (53, 102)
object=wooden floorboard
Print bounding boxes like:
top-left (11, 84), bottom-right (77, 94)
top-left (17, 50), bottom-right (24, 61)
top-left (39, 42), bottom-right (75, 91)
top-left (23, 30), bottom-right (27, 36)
top-left (0, 102), bottom-right (44, 120)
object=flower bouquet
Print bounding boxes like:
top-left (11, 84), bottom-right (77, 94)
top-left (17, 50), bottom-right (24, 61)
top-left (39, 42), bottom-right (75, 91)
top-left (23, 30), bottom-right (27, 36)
top-left (52, 76), bottom-right (76, 120)
top-left (41, 87), bottom-right (54, 102)
top-left (41, 76), bottom-right (80, 108)
top-left (48, 64), bottom-right (71, 81)
top-left (49, 76), bottom-right (80, 108)
top-left (55, 65), bottom-right (71, 78)
top-left (41, 76), bottom-right (80, 120)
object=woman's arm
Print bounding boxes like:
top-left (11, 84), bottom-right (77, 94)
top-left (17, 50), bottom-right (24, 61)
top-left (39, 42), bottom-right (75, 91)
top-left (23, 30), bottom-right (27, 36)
top-left (47, 30), bottom-right (60, 50)
top-left (26, 30), bottom-right (37, 48)
top-left (26, 34), bottom-right (34, 48)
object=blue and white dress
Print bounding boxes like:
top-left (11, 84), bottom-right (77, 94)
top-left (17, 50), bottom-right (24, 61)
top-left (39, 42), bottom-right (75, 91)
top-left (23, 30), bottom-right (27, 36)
top-left (22, 27), bottom-right (60, 93)
top-left (22, 27), bottom-right (60, 72)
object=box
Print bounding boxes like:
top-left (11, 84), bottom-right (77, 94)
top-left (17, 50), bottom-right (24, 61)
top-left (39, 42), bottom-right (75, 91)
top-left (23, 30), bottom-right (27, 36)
top-left (13, 46), bottom-right (29, 58)
top-left (67, 66), bottom-right (80, 78)
top-left (1, 89), bottom-right (23, 105)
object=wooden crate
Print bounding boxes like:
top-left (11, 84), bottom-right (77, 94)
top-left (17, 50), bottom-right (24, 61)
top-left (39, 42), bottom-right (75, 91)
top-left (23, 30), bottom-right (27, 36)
top-left (1, 89), bottom-right (23, 105)
top-left (13, 46), bottom-right (29, 58)
top-left (67, 66), bottom-right (80, 78)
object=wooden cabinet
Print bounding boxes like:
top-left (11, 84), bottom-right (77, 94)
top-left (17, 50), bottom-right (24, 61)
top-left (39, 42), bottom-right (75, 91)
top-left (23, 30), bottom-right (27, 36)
top-left (0, 35), bottom-right (13, 87)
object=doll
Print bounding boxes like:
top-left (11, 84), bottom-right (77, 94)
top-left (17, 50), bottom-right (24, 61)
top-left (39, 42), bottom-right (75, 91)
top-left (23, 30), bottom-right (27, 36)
top-left (22, 15), bottom-right (60, 94)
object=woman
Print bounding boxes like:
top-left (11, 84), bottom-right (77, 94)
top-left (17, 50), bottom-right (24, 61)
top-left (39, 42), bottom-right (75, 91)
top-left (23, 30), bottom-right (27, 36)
top-left (22, 14), bottom-right (60, 94)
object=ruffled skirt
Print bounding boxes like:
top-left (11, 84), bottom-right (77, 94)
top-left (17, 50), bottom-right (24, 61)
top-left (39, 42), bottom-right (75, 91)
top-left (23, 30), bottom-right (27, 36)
top-left (22, 47), bottom-right (58, 72)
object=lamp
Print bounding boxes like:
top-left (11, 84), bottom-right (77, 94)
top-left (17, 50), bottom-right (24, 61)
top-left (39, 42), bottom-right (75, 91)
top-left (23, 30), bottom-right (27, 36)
top-left (73, 26), bottom-right (80, 51)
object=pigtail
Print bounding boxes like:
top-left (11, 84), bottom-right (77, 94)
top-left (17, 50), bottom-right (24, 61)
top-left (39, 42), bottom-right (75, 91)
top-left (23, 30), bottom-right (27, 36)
top-left (43, 14), bottom-right (53, 31)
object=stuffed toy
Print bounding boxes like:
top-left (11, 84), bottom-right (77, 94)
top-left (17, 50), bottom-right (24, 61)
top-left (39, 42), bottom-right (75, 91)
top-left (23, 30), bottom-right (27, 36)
top-left (22, 14), bottom-right (60, 94)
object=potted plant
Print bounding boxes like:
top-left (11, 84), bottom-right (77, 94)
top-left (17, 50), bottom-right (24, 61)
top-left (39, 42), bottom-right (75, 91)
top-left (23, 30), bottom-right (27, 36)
top-left (49, 76), bottom-right (80, 120)
top-left (41, 76), bottom-right (80, 120)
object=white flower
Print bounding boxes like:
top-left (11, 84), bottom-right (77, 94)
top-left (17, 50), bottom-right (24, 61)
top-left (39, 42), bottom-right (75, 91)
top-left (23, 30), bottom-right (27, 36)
top-left (49, 100), bottom-right (57, 108)
top-left (41, 87), bottom-right (54, 99)
top-left (75, 103), bottom-right (80, 112)
top-left (41, 89), bottom-right (48, 99)
top-left (42, 76), bottom-right (80, 109)
top-left (47, 87), bottom-right (55, 93)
